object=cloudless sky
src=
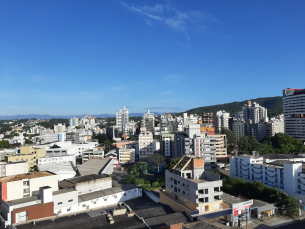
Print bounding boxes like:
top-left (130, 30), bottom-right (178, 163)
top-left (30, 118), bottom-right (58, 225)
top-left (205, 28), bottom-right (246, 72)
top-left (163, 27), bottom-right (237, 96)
top-left (0, 0), bottom-right (304, 115)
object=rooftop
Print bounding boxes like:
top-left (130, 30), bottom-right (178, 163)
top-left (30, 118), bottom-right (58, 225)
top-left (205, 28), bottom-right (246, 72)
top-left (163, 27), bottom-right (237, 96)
top-left (78, 184), bottom-right (137, 203)
top-left (0, 171), bottom-right (53, 183)
top-left (78, 158), bottom-right (112, 176)
top-left (5, 196), bottom-right (39, 207)
top-left (53, 189), bottom-right (77, 195)
top-left (222, 193), bottom-right (247, 205)
top-left (58, 174), bottom-right (109, 189)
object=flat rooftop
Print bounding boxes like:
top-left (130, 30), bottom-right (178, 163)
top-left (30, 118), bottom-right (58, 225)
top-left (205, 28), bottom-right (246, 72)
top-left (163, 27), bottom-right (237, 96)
top-left (222, 193), bottom-right (248, 205)
top-left (78, 158), bottom-right (112, 176)
top-left (0, 172), bottom-right (53, 183)
top-left (5, 196), bottom-right (39, 207)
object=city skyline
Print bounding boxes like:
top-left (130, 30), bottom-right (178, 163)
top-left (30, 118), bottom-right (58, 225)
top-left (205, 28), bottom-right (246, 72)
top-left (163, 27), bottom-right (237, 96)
top-left (1, 0), bottom-right (304, 115)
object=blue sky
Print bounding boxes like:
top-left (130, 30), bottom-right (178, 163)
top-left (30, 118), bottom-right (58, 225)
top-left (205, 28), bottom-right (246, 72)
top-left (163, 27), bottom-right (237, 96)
top-left (0, 0), bottom-right (304, 115)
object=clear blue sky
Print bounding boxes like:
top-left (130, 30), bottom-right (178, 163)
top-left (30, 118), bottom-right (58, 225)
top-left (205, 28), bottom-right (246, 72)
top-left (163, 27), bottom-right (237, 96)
top-left (0, 0), bottom-right (304, 115)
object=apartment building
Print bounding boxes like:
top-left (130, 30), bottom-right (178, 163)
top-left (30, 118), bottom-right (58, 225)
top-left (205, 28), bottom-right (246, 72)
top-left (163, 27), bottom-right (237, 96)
top-left (209, 134), bottom-right (227, 159)
top-left (65, 132), bottom-right (80, 144)
top-left (242, 101), bottom-right (268, 124)
top-left (69, 117), bottom-right (79, 127)
top-left (5, 146), bottom-right (46, 170)
top-left (116, 106), bottom-right (129, 137)
top-left (139, 131), bottom-right (154, 161)
top-left (283, 88), bottom-right (305, 140)
top-left (54, 124), bottom-right (66, 133)
top-left (82, 149), bottom-right (104, 162)
top-left (160, 156), bottom-right (227, 221)
top-left (161, 133), bottom-right (175, 157)
top-left (232, 120), bottom-right (245, 142)
top-left (230, 153), bottom-right (305, 197)
top-left (118, 148), bottom-right (135, 164)
top-left (214, 111), bottom-right (230, 134)
top-left (142, 110), bottom-right (155, 132)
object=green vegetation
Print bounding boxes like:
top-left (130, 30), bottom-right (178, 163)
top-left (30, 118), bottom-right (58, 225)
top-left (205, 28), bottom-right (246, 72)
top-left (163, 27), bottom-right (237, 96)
top-left (25, 139), bottom-right (33, 144)
top-left (125, 162), bottom-right (165, 190)
top-left (30, 165), bottom-right (39, 172)
top-left (220, 128), bottom-right (236, 154)
top-left (96, 133), bottom-right (116, 153)
top-left (238, 133), bottom-right (305, 155)
top-left (167, 157), bottom-right (182, 170)
top-left (148, 153), bottom-right (165, 172)
top-left (39, 118), bottom-right (69, 129)
top-left (185, 96), bottom-right (283, 118)
top-left (0, 140), bottom-right (10, 148)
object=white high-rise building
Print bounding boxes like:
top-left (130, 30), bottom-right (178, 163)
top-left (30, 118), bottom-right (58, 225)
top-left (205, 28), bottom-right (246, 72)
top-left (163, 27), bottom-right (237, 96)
top-left (116, 106), bottom-right (129, 137)
top-left (139, 131), bottom-right (154, 161)
top-left (269, 114), bottom-right (285, 134)
top-left (214, 111), bottom-right (230, 134)
top-left (283, 88), bottom-right (305, 140)
top-left (142, 110), bottom-right (155, 132)
top-left (242, 101), bottom-right (267, 124)
top-left (69, 117), bottom-right (79, 127)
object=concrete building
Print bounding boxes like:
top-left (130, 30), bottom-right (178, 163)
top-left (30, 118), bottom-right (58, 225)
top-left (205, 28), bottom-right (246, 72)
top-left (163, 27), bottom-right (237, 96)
top-left (283, 88), bottom-right (305, 140)
top-left (230, 153), bottom-right (305, 197)
top-left (269, 114), bottom-right (285, 134)
top-left (54, 124), bottom-right (66, 133)
top-left (118, 148), bottom-right (135, 164)
top-left (242, 101), bottom-right (268, 124)
top-left (0, 162), bottom-right (28, 177)
top-left (69, 117), bottom-right (79, 127)
top-left (209, 134), bottom-right (227, 159)
top-left (139, 131), bottom-right (154, 161)
top-left (202, 112), bottom-right (214, 125)
top-left (142, 109), bottom-right (155, 133)
top-left (5, 146), bottom-right (46, 170)
top-left (232, 120), bottom-right (246, 142)
top-left (40, 133), bottom-right (59, 144)
top-left (161, 133), bottom-right (175, 157)
top-left (65, 132), bottom-right (80, 144)
top-left (160, 155), bottom-right (228, 221)
top-left (38, 155), bottom-right (76, 166)
top-left (214, 111), bottom-right (230, 134)
top-left (0, 172), bottom-right (58, 202)
top-left (116, 106), bottom-right (129, 137)
top-left (82, 148), bottom-right (104, 162)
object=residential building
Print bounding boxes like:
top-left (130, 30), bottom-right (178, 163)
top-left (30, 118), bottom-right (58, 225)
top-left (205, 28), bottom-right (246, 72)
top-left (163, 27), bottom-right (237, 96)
top-left (118, 148), bottom-right (135, 164)
top-left (161, 133), bottom-right (175, 157)
top-left (160, 155), bottom-right (227, 221)
top-left (283, 88), bottom-right (305, 140)
top-left (242, 101), bottom-right (268, 124)
top-left (269, 114), bottom-right (285, 134)
top-left (142, 109), bottom-right (155, 132)
top-left (174, 131), bottom-right (190, 158)
top-left (202, 112), bottom-right (214, 125)
top-left (116, 106), bottom-right (129, 137)
top-left (69, 117), bottom-right (79, 127)
top-left (230, 153), bottom-right (305, 197)
top-left (139, 131), bottom-right (154, 161)
top-left (209, 134), bottom-right (227, 159)
top-left (0, 162), bottom-right (28, 177)
top-left (232, 119), bottom-right (246, 142)
top-left (5, 146), bottom-right (46, 170)
top-left (40, 133), bottom-right (59, 143)
top-left (54, 124), bottom-right (66, 133)
top-left (214, 111), bottom-right (230, 134)
top-left (65, 132), bottom-right (80, 144)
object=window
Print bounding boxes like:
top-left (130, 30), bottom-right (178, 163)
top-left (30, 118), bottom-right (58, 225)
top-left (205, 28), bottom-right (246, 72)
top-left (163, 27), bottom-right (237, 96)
top-left (205, 197), bottom-right (209, 203)
top-left (82, 204), bottom-right (86, 207)
top-left (58, 202), bottom-right (63, 205)
top-left (124, 193), bottom-right (127, 196)
top-left (205, 189), bottom-right (208, 194)
top-left (68, 199), bottom-right (73, 202)
top-left (67, 208), bottom-right (71, 212)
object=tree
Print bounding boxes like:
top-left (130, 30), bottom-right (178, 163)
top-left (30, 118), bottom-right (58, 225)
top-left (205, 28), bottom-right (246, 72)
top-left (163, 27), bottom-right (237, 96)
top-left (220, 128), bottom-right (236, 154)
top-left (0, 140), bottom-right (10, 148)
top-left (30, 165), bottom-right (39, 172)
top-left (167, 157), bottom-right (182, 170)
top-left (127, 162), bottom-right (147, 178)
top-left (25, 139), bottom-right (33, 144)
top-left (238, 135), bottom-right (259, 154)
top-left (148, 153), bottom-right (165, 172)
top-left (97, 133), bottom-right (109, 144)
top-left (255, 143), bottom-right (274, 155)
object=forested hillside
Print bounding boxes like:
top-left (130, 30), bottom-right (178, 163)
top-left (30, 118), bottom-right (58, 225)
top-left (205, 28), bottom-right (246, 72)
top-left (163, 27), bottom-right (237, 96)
top-left (186, 96), bottom-right (282, 117)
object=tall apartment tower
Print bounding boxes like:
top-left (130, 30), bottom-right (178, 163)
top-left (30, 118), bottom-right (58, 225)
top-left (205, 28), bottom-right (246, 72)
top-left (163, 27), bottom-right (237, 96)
top-left (283, 88), bottom-right (305, 140)
top-left (242, 101), bottom-right (267, 124)
top-left (214, 110), bottom-right (230, 134)
top-left (116, 106), bottom-right (129, 137)
top-left (142, 110), bottom-right (155, 132)
top-left (69, 117), bottom-right (79, 127)
top-left (202, 112), bottom-right (214, 124)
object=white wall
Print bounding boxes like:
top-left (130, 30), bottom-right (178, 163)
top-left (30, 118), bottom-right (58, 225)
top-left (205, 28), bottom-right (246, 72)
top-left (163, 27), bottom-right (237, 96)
top-left (29, 175), bottom-right (58, 196)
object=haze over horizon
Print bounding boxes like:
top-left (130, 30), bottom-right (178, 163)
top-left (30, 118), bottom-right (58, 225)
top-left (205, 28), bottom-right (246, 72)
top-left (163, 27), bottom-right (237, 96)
top-left (1, 0), bottom-right (304, 115)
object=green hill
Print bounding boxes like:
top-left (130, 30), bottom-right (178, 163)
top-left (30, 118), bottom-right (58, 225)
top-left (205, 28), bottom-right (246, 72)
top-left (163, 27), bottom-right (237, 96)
top-left (186, 96), bottom-right (283, 118)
